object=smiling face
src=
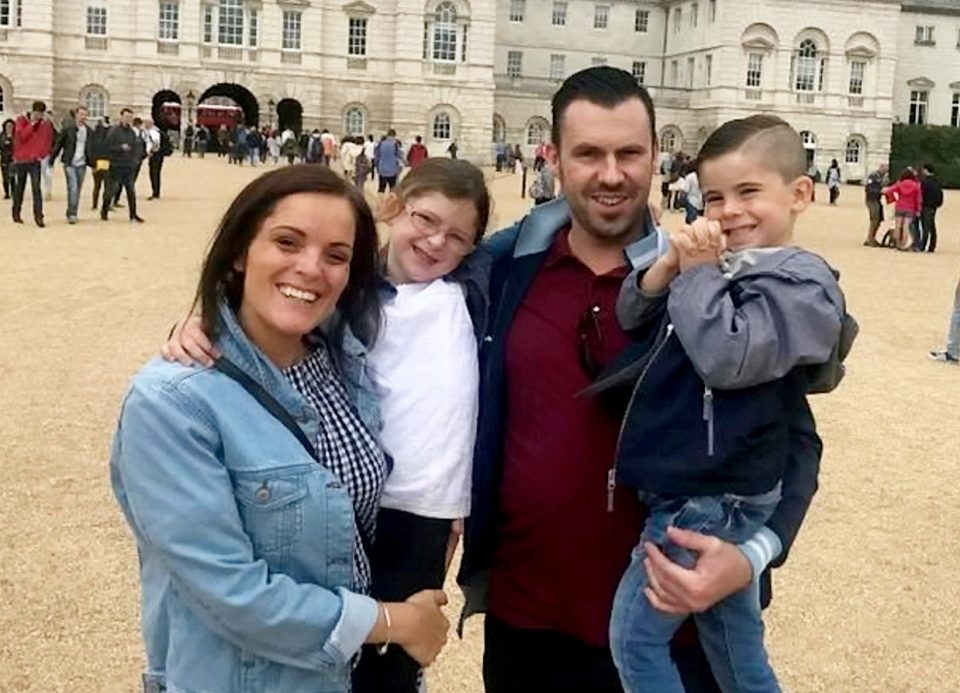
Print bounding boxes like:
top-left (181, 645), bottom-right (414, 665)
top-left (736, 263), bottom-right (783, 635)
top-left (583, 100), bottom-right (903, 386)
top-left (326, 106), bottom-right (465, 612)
top-left (699, 149), bottom-right (812, 251)
top-left (385, 191), bottom-right (479, 284)
top-left (236, 192), bottom-right (355, 366)
top-left (550, 97), bottom-right (658, 247)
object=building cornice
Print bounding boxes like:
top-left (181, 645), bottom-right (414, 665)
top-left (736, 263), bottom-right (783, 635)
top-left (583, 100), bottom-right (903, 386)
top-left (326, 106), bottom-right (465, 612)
top-left (342, 0), bottom-right (376, 16)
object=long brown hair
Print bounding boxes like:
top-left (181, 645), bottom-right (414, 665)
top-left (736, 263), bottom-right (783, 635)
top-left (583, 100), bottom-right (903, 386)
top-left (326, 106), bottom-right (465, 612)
top-left (194, 165), bottom-right (381, 346)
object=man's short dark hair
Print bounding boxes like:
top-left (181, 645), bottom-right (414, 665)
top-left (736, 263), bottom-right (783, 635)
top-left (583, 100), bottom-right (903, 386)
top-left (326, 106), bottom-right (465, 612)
top-left (120, 108), bottom-right (133, 115)
top-left (387, 128), bottom-right (396, 137)
top-left (551, 66), bottom-right (656, 146)
top-left (696, 115), bottom-right (806, 181)
top-left (31, 101), bottom-right (47, 113)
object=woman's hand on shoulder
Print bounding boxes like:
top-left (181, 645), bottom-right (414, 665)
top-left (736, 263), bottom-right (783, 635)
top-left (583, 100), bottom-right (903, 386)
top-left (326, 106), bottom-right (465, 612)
top-left (161, 315), bottom-right (219, 367)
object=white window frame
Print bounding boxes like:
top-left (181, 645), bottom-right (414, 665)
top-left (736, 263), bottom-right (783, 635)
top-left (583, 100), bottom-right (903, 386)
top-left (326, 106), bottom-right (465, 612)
top-left (848, 60), bottom-right (865, 95)
top-left (344, 107), bottom-right (365, 136)
top-left (203, 5), bottom-right (214, 43)
top-left (746, 52), bottom-right (763, 88)
top-left (507, 50), bottom-right (522, 78)
top-left (952, 93), bottom-right (960, 128)
top-left (509, 0), bottom-right (524, 23)
top-left (282, 10), bottom-right (301, 51)
top-left (632, 60), bottom-right (646, 85)
top-left (348, 17), bottom-right (367, 56)
top-left (84, 89), bottom-right (107, 119)
top-left (158, 2), bottom-right (180, 40)
top-left (795, 39), bottom-right (818, 92)
top-left (593, 4), bottom-right (609, 29)
top-left (86, 5), bottom-right (107, 36)
top-left (431, 2), bottom-right (458, 63)
top-left (634, 9), bottom-right (648, 33)
top-left (526, 119), bottom-right (547, 146)
top-left (218, 0), bottom-right (243, 46)
top-left (432, 111), bottom-right (452, 140)
top-left (549, 54), bottom-right (565, 81)
top-left (248, 7), bottom-right (258, 47)
top-left (909, 90), bottom-right (928, 125)
top-left (844, 138), bottom-right (861, 164)
top-left (552, 0), bottom-right (566, 26)
top-left (915, 25), bottom-right (934, 45)
top-left (660, 129), bottom-right (678, 153)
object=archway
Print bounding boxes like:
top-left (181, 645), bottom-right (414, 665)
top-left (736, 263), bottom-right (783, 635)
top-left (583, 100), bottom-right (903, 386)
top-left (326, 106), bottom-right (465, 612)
top-left (199, 83), bottom-right (259, 125)
top-left (276, 98), bottom-right (303, 133)
top-left (152, 89), bottom-right (181, 130)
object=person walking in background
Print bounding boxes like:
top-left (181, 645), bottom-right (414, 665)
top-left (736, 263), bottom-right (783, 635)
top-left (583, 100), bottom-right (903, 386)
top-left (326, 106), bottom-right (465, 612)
top-left (267, 129), bottom-right (280, 164)
top-left (339, 135), bottom-right (363, 182)
top-left (446, 140), bottom-right (458, 160)
top-left (918, 163), bottom-right (943, 253)
top-left (89, 117), bottom-right (111, 211)
top-left (883, 167), bottom-right (922, 251)
top-left (407, 136), bottom-right (429, 168)
top-left (375, 129), bottom-right (403, 193)
top-left (246, 126), bottom-right (262, 167)
top-left (930, 274), bottom-right (960, 365)
top-left (50, 104), bottom-right (93, 224)
top-left (354, 145), bottom-right (371, 189)
top-left (182, 123), bottom-right (194, 158)
top-left (826, 159), bottom-right (841, 205)
top-left (195, 124), bottom-right (208, 158)
top-left (681, 164), bottom-right (702, 224)
top-left (863, 163), bottom-right (888, 247)
top-left (806, 161), bottom-right (820, 202)
top-left (11, 100), bottom-right (55, 227)
top-left (40, 111), bottom-right (57, 202)
top-left (144, 118), bottom-right (166, 200)
top-left (101, 107), bottom-right (145, 224)
top-left (363, 134), bottom-right (377, 180)
top-left (321, 129), bottom-right (337, 166)
top-left (1, 118), bottom-right (14, 200)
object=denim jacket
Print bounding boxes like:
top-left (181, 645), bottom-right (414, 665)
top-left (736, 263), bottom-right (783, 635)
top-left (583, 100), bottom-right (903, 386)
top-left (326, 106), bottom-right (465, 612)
top-left (110, 302), bottom-right (380, 693)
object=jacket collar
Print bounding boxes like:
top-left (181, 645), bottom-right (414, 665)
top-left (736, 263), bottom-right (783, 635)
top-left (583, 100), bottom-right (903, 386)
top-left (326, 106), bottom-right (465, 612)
top-left (512, 196), bottom-right (669, 271)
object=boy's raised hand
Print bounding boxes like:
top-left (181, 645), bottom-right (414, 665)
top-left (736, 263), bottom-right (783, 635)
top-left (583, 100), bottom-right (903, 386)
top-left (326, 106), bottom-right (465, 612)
top-left (674, 218), bottom-right (724, 272)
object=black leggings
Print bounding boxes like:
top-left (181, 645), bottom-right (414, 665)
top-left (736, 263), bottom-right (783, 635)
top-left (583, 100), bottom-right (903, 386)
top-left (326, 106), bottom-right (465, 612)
top-left (352, 508), bottom-right (451, 693)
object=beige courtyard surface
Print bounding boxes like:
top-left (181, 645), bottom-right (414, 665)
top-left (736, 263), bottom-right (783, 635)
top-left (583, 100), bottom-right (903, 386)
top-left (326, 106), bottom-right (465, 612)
top-left (1, 156), bottom-right (958, 692)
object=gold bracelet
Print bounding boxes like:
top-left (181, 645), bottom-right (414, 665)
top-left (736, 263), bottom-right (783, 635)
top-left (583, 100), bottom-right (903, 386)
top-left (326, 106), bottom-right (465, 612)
top-left (377, 602), bottom-right (392, 655)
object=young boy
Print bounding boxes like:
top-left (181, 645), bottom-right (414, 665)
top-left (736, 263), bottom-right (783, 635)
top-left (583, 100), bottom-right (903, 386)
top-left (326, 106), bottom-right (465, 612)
top-left (608, 115), bottom-right (855, 693)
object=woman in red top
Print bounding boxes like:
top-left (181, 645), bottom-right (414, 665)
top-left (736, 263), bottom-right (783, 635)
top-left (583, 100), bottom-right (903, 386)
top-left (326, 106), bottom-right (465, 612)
top-left (883, 167), bottom-right (923, 251)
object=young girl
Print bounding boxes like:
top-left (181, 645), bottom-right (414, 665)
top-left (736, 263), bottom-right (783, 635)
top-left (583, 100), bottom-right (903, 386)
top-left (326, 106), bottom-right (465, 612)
top-left (883, 167), bottom-right (922, 251)
top-left (161, 157), bottom-right (492, 693)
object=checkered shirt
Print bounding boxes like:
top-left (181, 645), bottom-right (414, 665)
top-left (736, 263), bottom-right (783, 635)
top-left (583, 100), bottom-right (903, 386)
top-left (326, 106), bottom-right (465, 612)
top-left (283, 343), bottom-right (386, 594)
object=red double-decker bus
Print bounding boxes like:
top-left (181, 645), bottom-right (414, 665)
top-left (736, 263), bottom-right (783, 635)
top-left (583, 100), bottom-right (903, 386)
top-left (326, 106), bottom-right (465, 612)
top-left (196, 104), bottom-right (245, 129)
top-left (159, 102), bottom-right (182, 129)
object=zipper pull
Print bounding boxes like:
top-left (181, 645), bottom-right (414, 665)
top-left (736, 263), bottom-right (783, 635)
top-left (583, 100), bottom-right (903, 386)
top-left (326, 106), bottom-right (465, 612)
top-left (702, 385), bottom-right (715, 457)
top-left (607, 467), bottom-right (617, 513)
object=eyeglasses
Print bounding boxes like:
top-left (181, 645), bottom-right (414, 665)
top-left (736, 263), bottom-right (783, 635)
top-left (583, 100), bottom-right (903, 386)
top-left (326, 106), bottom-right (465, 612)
top-left (577, 304), bottom-right (605, 379)
top-left (405, 205), bottom-right (475, 256)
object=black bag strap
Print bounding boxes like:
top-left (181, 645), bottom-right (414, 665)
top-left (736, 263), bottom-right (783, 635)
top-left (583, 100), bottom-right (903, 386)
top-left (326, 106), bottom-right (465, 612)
top-left (214, 357), bottom-right (318, 461)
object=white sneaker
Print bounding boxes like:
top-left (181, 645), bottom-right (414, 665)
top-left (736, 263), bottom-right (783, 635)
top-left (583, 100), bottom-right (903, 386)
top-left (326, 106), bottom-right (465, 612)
top-left (929, 350), bottom-right (959, 365)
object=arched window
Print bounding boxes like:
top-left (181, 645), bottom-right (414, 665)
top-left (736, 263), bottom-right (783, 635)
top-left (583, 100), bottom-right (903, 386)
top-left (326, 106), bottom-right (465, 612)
top-left (0, 86), bottom-right (5, 114)
top-left (799, 130), bottom-right (816, 148)
top-left (432, 2), bottom-right (458, 62)
top-left (344, 107), bottom-right (365, 136)
top-left (432, 111), bottom-right (451, 140)
top-left (526, 119), bottom-right (547, 146)
top-left (84, 89), bottom-right (107, 119)
top-left (845, 137), bottom-right (862, 164)
top-left (660, 128), bottom-right (679, 153)
top-left (795, 38), bottom-right (819, 91)
top-left (492, 114), bottom-right (506, 143)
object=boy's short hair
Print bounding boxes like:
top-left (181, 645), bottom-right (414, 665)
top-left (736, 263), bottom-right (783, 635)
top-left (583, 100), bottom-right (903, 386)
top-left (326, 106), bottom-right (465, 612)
top-left (697, 115), bottom-right (806, 181)
top-left (31, 101), bottom-right (47, 113)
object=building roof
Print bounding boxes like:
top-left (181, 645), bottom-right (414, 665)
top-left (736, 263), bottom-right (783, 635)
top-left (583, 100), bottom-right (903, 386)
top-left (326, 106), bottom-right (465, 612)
top-left (901, 0), bottom-right (960, 16)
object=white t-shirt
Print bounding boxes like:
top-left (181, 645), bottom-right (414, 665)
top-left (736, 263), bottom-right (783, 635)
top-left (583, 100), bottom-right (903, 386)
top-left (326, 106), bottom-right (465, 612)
top-left (367, 279), bottom-right (479, 519)
top-left (683, 171), bottom-right (702, 210)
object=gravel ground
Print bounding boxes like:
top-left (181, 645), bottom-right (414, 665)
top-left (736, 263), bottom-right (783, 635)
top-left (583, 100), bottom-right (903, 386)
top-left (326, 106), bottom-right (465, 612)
top-left (1, 157), bottom-right (957, 692)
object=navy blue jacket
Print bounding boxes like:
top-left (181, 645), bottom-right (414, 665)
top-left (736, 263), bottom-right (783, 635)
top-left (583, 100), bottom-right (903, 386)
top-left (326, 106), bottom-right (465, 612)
top-left (457, 199), bottom-right (823, 625)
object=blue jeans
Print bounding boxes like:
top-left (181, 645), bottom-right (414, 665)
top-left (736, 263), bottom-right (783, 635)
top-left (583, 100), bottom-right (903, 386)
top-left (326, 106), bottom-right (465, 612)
top-left (684, 201), bottom-right (701, 224)
top-left (248, 147), bottom-right (259, 166)
top-left (64, 163), bottom-right (87, 220)
top-left (611, 486), bottom-right (782, 693)
top-left (946, 287), bottom-right (960, 360)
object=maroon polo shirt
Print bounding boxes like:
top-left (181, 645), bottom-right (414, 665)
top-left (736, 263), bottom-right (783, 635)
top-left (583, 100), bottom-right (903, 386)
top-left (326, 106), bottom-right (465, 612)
top-left (488, 228), bottom-right (646, 647)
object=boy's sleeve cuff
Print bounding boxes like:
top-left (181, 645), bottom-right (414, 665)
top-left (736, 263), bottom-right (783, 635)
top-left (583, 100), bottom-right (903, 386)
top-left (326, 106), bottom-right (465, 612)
top-left (737, 527), bottom-right (783, 580)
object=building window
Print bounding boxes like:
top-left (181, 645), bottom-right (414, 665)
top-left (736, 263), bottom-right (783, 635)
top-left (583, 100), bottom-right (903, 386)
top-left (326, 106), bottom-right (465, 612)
top-left (691, 3), bottom-right (698, 28)
top-left (632, 60), bottom-right (646, 85)
top-left (794, 39), bottom-right (818, 91)
top-left (634, 9), bottom-right (648, 33)
top-left (687, 57), bottom-right (695, 88)
top-left (673, 7), bottom-right (681, 32)
top-left (432, 2), bottom-right (458, 62)
top-left (527, 119), bottom-right (547, 145)
top-left (0, 0), bottom-right (8, 27)
top-left (248, 8), bottom-right (258, 46)
top-left (915, 25), bottom-right (934, 45)
top-left (203, 5), bottom-right (213, 43)
top-left (0, 86), bottom-right (4, 112)
top-left (348, 17), bottom-right (367, 56)
top-left (708, 0), bottom-right (716, 22)
top-left (592, 56), bottom-right (607, 67)
top-left (552, 1), bottom-right (567, 26)
top-left (746, 52), bottom-right (762, 87)
top-left (848, 60), bottom-right (865, 95)
top-left (433, 111), bottom-right (451, 140)
top-left (660, 129), bottom-right (677, 153)
top-left (84, 89), bottom-right (106, 119)
top-left (670, 60), bottom-right (678, 86)
top-left (909, 90), bottom-right (928, 125)
top-left (158, 2), bottom-right (179, 40)
top-left (845, 138), bottom-right (861, 164)
top-left (344, 107), bottom-right (364, 136)
top-left (282, 11), bottom-right (301, 50)
top-left (218, 0), bottom-right (243, 45)
top-left (507, 50), bottom-right (522, 78)
top-left (705, 54), bottom-right (712, 86)
top-left (86, 6), bottom-right (107, 35)
top-left (550, 54), bottom-right (565, 80)
top-left (509, 0), bottom-right (524, 22)
top-left (594, 4), bottom-right (609, 29)
top-left (952, 93), bottom-right (960, 127)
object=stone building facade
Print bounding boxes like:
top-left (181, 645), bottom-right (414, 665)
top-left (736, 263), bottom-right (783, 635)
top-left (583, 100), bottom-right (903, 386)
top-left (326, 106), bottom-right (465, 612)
top-left (0, 0), bottom-right (958, 169)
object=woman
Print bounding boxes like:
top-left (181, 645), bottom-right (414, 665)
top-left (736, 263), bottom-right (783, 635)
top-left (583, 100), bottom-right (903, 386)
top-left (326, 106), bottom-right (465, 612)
top-left (826, 159), bottom-right (841, 205)
top-left (111, 165), bottom-right (449, 693)
top-left (883, 167), bottom-right (922, 251)
top-left (1, 119), bottom-right (14, 199)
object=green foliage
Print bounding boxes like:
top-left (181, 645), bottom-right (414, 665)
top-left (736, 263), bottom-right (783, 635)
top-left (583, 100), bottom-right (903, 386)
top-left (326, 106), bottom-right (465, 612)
top-left (890, 124), bottom-right (960, 189)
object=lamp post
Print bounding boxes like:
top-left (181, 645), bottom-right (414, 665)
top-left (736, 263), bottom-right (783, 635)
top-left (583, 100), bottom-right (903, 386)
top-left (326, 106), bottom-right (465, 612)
top-left (268, 98), bottom-right (276, 130)
top-left (185, 90), bottom-right (196, 125)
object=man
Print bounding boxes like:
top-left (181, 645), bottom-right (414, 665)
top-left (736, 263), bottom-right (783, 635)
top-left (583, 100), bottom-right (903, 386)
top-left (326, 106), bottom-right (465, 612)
top-left (101, 108), bottom-right (145, 224)
top-left (918, 163), bottom-right (943, 253)
top-left (407, 135), bottom-right (429, 168)
top-left (446, 140), bottom-right (458, 159)
top-left (320, 128), bottom-right (336, 166)
top-left (50, 105), bottom-right (93, 224)
top-left (863, 163), bottom-right (888, 247)
top-left (363, 134), bottom-right (377, 180)
top-left (89, 116), bottom-right (111, 210)
top-left (11, 100), bottom-right (55, 227)
top-left (182, 122), bottom-right (194, 158)
top-left (458, 67), bottom-right (822, 692)
top-left (374, 129), bottom-right (402, 192)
